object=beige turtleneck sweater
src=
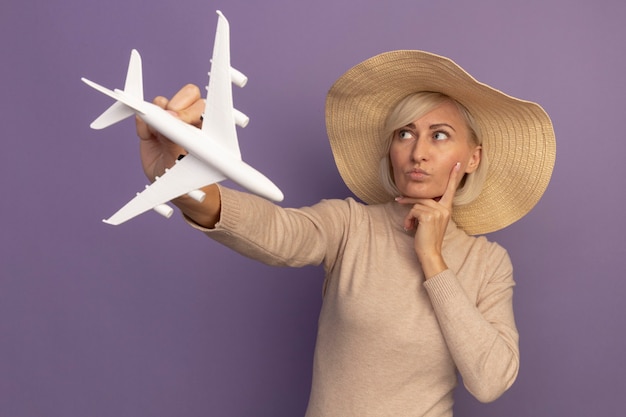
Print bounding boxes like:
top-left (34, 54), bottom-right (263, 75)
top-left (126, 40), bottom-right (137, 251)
top-left (190, 186), bottom-right (519, 417)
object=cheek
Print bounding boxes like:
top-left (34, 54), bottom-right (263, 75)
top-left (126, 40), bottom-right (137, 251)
top-left (389, 147), bottom-right (405, 169)
top-left (448, 147), bottom-right (475, 168)
top-left (388, 151), bottom-right (404, 179)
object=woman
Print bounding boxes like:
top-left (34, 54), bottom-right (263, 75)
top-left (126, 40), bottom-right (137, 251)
top-left (136, 50), bottom-right (556, 416)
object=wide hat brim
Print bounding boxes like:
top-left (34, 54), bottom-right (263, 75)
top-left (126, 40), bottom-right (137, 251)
top-left (326, 50), bottom-right (556, 235)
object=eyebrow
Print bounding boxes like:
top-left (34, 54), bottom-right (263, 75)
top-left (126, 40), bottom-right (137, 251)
top-left (430, 123), bottom-right (456, 132)
top-left (402, 122), bottom-right (456, 132)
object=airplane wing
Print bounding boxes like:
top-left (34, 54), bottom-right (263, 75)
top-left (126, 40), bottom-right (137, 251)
top-left (103, 154), bottom-right (225, 225)
top-left (202, 11), bottom-right (242, 158)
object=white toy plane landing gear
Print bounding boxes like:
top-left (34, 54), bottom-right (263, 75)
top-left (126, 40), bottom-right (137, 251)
top-left (81, 10), bottom-right (284, 225)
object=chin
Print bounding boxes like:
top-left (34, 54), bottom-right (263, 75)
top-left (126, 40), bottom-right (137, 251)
top-left (402, 189), bottom-right (443, 200)
top-left (398, 186), bottom-right (439, 199)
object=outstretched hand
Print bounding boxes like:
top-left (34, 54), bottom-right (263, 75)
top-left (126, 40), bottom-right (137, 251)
top-left (135, 84), bottom-right (205, 181)
top-left (395, 162), bottom-right (461, 279)
top-left (134, 83), bottom-right (222, 229)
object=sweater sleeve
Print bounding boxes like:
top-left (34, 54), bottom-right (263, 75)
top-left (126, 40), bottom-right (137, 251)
top-left (186, 186), bottom-right (348, 269)
top-left (423, 247), bottom-right (519, 403)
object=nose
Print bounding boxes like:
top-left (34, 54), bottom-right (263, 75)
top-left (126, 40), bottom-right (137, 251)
top-left (411, 136), bottom-right (430, 162)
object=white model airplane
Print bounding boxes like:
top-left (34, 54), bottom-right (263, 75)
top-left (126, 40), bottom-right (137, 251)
top-left (81, 11), bottom-right (284, 225)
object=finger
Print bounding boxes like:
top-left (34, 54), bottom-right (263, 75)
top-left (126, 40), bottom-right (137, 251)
top-left (135, 115), bottom-right (152, 140)
top-left (438, 162), bottom-right (461, 208)
top-left (404, 210), bottom-right (418, 231)
top-left (402, 200), bottom-right (439, 230)
top-left (177, 98), bottom-right (206, 127)
top-left (167, 84), bottom-right (201, 110)
top-left (153, 95), bottom-right (169, 109)
top-left (394, 195), bottom-right (420, 205)
top-left (135, 96), bottom-right (168, 141)
top-left (167, 84), bottom-right (203, 124)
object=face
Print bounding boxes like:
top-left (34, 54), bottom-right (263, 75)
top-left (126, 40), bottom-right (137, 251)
top-left (389, 101), bottom-right (481, 199)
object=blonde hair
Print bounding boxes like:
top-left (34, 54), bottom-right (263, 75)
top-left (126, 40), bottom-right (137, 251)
top-left (379, 92), bottom-right (488, 206)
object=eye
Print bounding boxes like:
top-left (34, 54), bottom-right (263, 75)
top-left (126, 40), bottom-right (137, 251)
top-left (397, 130), bottom-right (414, 140)
top-left (433, 131), bottom-right (449, 141)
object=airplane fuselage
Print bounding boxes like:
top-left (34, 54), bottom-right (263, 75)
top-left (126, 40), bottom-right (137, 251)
top-left (137, 100), bottom-right (284, 202)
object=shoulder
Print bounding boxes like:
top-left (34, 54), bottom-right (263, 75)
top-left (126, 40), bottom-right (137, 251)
top-left (446, 228), bottom-right (513, 280)
top-left (450, 225), bottom-right (509, 258)
top-left (469, 234), bottom-right (509, 259)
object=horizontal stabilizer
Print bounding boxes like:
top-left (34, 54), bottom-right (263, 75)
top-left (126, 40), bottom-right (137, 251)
top-left (90, 101), bottom-right (136, 130)
top-left (82, 77), bottom-right (146, 129)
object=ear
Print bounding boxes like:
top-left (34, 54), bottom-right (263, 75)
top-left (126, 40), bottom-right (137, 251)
top-left (465, 145), bottom-right (481, 174)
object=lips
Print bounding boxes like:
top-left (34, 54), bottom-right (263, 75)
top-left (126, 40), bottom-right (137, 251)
top-left (406, 168), bottom-right (428, 181)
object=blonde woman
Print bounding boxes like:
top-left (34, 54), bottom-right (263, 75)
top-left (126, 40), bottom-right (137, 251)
top-left (136, 50), bottom-right (556, 417)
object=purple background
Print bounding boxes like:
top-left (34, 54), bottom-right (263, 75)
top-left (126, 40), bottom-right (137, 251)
top-left (2, 0), bottom-right (625, 416)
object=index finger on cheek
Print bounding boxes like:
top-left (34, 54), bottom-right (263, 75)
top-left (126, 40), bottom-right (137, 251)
top-left (439, 162), bottom-right (461, 207)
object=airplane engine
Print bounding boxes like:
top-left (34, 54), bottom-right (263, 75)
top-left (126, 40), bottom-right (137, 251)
top-left (153, 203), bottom-right (174, 219)
top-left (187, 189), bottom-right (206, 202)
top-left (230, 67), bottom-right (248, 88)
top-left (233, 109), bottom-right (249, 128)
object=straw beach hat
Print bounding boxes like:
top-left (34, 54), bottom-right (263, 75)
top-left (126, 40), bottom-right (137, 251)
top-left (326, 50), bottom-right (556, 235)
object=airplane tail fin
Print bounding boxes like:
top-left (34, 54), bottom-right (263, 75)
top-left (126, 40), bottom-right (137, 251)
top-left (82, 49), bottom-right (145, 130)
top-left (122, 49), bottom-right (144, 100)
